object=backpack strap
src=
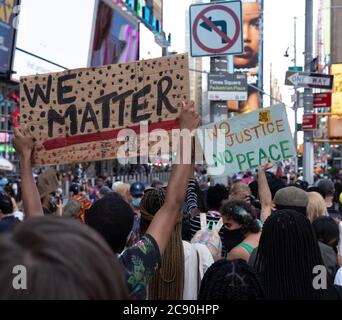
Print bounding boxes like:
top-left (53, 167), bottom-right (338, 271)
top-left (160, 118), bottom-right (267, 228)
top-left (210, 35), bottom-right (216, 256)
top-left (199, 213), bottom-right (207, 231)
top-left (212, 217), bottom-right (223, 233)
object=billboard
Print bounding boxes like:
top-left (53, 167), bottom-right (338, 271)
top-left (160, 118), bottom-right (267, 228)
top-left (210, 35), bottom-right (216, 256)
top-left (228, 0), bottom-right (262, 113)
top-left (329, 63), bottom-right (342, 138)
top-left (139, 23), bottom-right (162, 60)
top-left (12, 0), bottom-right (96, 81)
top-left (91, 1), bottom-right (139, 66)
top-left (0, 0), bottom-right (19, 76)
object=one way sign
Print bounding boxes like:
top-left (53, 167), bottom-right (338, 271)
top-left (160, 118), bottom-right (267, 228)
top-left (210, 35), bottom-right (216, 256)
top-left (285, 71), bottom-right (334, 89)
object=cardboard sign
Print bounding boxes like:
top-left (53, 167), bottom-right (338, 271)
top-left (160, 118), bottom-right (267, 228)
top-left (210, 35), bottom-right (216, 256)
top-left (37, 168), bottom-right (60, 197)
top-left (20, 54), bottom-right (189, 166)
top-left (197, 104), bottom-right (295, 176)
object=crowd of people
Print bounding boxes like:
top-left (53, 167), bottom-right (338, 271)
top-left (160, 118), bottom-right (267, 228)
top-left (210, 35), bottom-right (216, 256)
top-left (0, 101), bottom-right (341, 300)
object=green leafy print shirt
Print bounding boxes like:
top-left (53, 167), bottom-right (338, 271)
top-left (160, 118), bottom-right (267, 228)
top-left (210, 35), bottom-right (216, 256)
top-left (119, 234), bottom-right (161, 300)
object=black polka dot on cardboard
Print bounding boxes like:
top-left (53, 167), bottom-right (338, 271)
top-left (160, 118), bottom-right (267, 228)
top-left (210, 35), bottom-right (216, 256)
top-left (29, 110), bottom-right (34, 115)
top-left (100, 89), bottom-right (105, 96)
top-left (99, 70), bottom-right (103, 75)
top-left (125, 112), bottom-right (128, 117)
top-left (107, 66), bottom-right (111, 70)
top-left (21, 97), bottom-right (25, 102)
top-left (22, 114), bottom-right (27, 119)
top-left (87, 80), bottom-right (92, 85)
top-left (39, 125), bottom-right (44, 130)
top-left (119, 79), bottom-right (123, 83)
top-left (81, 88), bottom-right (85, 91)
top-left (96, 80), bottom-right (102, 85)
top-left (95, 110), bottom-right (99, 115)
top-left (81, 98), bottom-right (86, 102)
top-left (130, 75), bottom-right (135, 80)
top-left (58, 128), bottom-right (63, 134)
top-left (112, 124), bottom-right (116, 128)
top-left (111, 110), bottom-right (115, 114)
top-left (78, 72), bottom-right (82, 77)
top-left (87, 129), bottom-right (92, 133)
top-left (125, 65), bottom-right (130, 70)
top-left (78, 109), bottom-right (82, 115)
top-left (138, 77), bottom-right (143, 83)
top-left (119, 86), bottom-right (123, 91)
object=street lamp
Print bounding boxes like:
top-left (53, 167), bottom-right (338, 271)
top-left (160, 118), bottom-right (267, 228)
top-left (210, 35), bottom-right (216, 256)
top-left (283, 17), bottom-right (299, 172)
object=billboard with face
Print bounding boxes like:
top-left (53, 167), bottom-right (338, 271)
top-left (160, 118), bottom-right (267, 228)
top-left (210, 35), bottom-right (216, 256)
top-left (230, 0), bottom-right (262, 113)
top-left (91, 1), bottom-right (139, 66)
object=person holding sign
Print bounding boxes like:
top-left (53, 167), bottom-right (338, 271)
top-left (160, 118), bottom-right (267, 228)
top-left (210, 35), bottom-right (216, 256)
top-left (12, 100), bottom-right (200, 300)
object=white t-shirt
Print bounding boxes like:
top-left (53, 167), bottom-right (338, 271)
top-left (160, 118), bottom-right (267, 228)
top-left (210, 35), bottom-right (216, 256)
top-left (182, 241), bottom-right (214, 300)
top-left (335, 267), bottom-right (342, 286)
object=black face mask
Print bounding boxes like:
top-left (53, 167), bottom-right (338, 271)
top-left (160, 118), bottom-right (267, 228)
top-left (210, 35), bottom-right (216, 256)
top-left (223, 228), bottom-right (245, 253)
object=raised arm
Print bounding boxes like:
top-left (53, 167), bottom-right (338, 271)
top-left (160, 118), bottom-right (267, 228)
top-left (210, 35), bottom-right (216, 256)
top-left (146, 101), bottom-right (200, 255)
top-left (258, 160), bottom-right (274, 223)
top-left (13, 127), bottom-right (43, 218)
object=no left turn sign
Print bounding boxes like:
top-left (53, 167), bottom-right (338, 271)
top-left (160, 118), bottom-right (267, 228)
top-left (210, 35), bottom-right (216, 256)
top-left (190, 1), bottom-right (243, 57)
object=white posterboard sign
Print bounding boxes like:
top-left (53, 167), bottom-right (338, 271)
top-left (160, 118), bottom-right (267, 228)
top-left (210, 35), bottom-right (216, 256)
top-left (197, 104), bottom-right (296, 176)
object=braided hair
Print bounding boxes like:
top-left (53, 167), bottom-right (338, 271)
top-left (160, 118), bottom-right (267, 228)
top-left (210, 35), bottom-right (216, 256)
top-left (140, 188), bottom-right (184, 300)
top-left (254, 209), bottom-right (325, 300)
top-left (198, 259), bottom-right (265, 300)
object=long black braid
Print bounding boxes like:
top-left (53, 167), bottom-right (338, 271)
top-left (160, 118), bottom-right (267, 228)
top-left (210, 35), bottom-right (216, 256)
top-left (198, 259), bottom-right (265, 300)
top-left (254, 209), bottom-right (326, 300)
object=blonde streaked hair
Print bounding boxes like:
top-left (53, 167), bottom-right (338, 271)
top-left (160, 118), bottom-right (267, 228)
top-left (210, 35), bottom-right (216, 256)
top-left (307, 191), bottom-right (328, 222)
top-left (113, 183), bottom-right (131, 204)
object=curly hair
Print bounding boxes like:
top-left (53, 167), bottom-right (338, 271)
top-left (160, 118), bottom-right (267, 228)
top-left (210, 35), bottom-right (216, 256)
top-left (198, 259), bottom-right (265, 300)
top-left (220, 200), bottom-right (261, 235)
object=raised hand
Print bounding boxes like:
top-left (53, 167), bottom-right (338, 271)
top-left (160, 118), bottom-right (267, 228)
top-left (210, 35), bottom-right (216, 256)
top-left (178, 100), bottom-right (200, 131)
top-left (13, 127), bottom-right (34, 159)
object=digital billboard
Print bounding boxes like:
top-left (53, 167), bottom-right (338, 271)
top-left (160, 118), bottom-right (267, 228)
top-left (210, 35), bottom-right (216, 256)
top-left (230, 0), bottom-right (263, 113)
top-left (0, 0), bottom-right (19, 76)
top-left (11, 0), bottom-right (96, 80)
top-left (329, 63), bottom-right (342, 138)
top-left (91, 1), bottom-right (139, 66)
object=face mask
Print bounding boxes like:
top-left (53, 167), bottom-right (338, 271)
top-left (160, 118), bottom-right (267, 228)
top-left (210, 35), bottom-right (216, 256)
top-left (132, 198), bottom-right (141, 207)
top-left (223, 228), bottom-right (245, 253)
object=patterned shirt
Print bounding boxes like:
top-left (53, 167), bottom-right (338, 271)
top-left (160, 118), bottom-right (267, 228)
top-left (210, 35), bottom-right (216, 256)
top-left (186, 178), bottom-right (227, 257)
top-left (119, 234), bottom-right (160, 300)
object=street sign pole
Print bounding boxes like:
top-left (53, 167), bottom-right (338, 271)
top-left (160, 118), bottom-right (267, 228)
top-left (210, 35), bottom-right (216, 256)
top-left (293, 16), bottom-right (298, 173)
top-left (303, 0), bottom-right (314, 184)
top-left (210, 0), bottom-right (228, 185)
